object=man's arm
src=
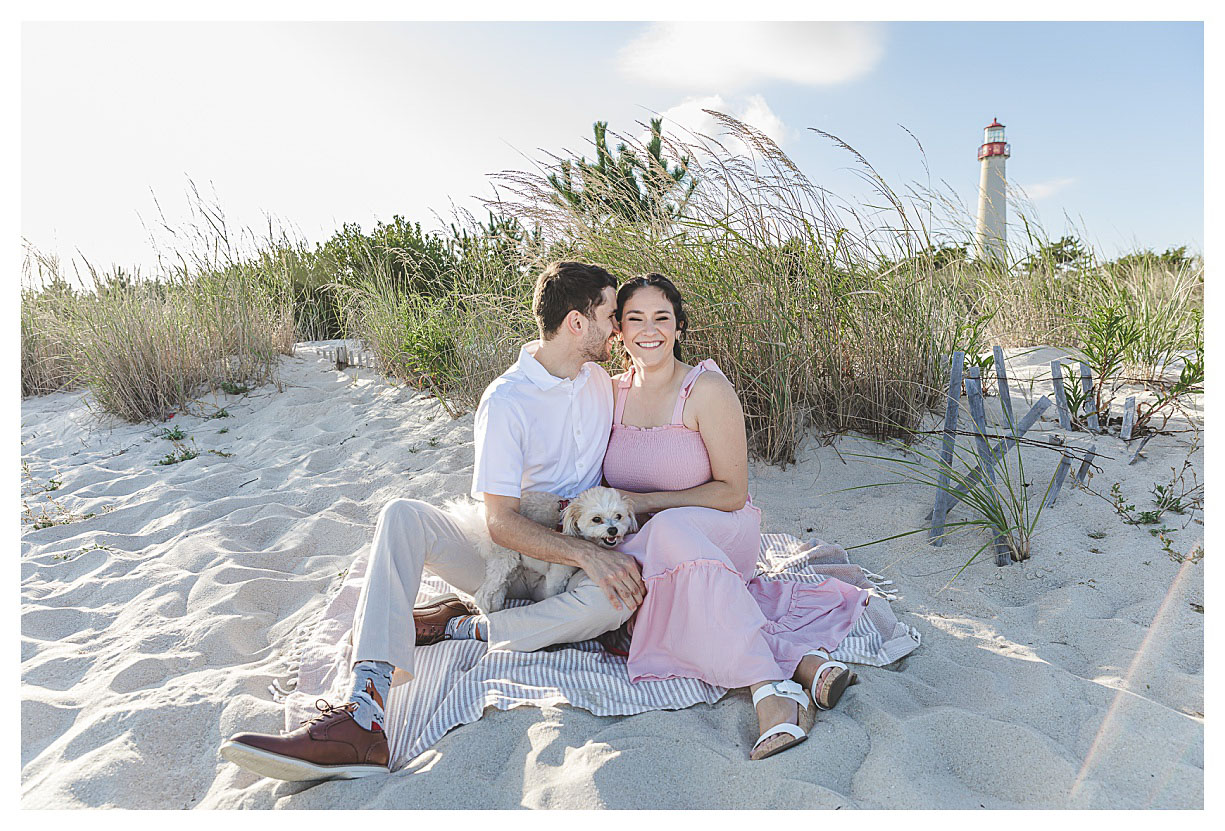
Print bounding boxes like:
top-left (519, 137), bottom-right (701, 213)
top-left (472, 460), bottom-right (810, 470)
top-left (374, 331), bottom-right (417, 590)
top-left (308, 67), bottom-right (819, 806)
top-left (483, 493), bottom-right (645, 612)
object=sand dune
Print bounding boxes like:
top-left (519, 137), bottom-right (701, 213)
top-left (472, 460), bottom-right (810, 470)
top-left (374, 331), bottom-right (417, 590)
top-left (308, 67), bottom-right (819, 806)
top-left (20, 344), bottom-right (1203, 808)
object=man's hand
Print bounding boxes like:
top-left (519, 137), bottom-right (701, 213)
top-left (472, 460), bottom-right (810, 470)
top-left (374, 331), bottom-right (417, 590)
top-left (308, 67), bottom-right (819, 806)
top-left (484, 493), bottom-right (645, 611)
top-left (570, 539), bottom-right (645, 612)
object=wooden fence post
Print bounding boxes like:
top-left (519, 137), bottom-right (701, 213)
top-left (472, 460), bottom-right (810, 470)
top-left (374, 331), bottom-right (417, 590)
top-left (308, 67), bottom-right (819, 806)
top-left (966, 367), bottom-right (1011, 566)
top-left (926, 396), bottom-right (1053, 519)
top-left (1076, 444), bottom-right (1098, 485)
top-left (1078, 362), bottom-right (1100, 432)
top-left (1050, 361), bottom-right (1072, 430)
top-left (1121, 397), bottom-right (1136, 442)
top-left (929, 351), bottom-right (964, 546)
top-left (994, 345), bottom-right (1016, 435)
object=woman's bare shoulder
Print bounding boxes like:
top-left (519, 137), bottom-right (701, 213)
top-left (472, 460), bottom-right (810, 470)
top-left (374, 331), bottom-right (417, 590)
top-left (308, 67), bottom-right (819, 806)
top-left (688, 365), bottom-right (741, 409)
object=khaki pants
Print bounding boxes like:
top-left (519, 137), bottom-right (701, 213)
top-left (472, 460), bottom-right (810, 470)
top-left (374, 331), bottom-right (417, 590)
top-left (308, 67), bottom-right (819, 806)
top-left (351, 498), bottom-right (633, 686)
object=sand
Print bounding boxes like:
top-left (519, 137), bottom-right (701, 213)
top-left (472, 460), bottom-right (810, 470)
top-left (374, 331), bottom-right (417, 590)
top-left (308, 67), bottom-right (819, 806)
top-left (20, 344), bottom-right (1204, 809)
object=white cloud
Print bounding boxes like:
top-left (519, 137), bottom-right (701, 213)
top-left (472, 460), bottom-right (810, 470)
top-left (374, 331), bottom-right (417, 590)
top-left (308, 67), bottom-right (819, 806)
top-left (1021, 177), bottom-right (1077, 200)
top-left (618, 22), bottom-right (885, 91)
top-left (647, 94), bottom-right (791, 152)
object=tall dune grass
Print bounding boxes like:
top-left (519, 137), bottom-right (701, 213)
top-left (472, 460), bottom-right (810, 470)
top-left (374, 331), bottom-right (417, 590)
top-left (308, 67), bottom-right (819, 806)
top-left (21, 115), bottom-right (1201, 458)
top-left (488, 114), bottom-right (971, 461)
top-left (336, 219), bottom-right (539, 415)
top-left (21, 248), bottom-right (296, 422)
top-left (21, 250), bottom-right (80, 396)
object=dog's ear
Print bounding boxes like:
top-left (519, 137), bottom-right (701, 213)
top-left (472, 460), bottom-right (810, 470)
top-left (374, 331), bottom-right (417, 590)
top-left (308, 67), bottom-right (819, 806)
top-left (561, 499), bottom-right (583, 537)
top-left (626, 503), bottom-right (639, 533)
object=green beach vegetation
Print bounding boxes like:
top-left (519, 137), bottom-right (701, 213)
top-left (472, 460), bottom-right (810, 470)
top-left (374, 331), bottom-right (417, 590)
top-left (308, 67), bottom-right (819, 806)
top-left (21, 113), bottom-right (1203, 468)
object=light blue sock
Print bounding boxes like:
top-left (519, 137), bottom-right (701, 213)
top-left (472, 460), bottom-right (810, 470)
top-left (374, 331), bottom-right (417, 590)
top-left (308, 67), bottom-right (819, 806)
top-left (347, 660), bottom-right (393, 731)
top-left (444, 614), bottom-right (489, 641)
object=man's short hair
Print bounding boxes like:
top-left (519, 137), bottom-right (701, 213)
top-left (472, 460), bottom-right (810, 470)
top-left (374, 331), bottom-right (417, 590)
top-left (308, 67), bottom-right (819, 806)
top-left (532, 261), bottom-right (618, 338)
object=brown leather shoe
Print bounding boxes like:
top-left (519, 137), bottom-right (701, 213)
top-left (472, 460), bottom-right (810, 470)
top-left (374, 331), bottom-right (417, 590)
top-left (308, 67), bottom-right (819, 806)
top-left (413, 593), bottom-right (478, 646)
top-left (219, 700), bottom-right (389, 781)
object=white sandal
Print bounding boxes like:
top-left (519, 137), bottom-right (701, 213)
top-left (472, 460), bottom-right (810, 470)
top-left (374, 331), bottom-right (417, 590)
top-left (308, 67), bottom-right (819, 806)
top-left (749, 679), bottom-right (809, 761)
top-left (802, 650), bottom-right (856, 711)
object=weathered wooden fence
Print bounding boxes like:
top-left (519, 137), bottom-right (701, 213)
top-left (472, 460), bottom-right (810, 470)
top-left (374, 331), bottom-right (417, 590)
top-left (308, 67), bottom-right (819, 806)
top-left (928, 348), bottom-right (1111, 567)
top-left (311, 344), bottom-right (383, 372)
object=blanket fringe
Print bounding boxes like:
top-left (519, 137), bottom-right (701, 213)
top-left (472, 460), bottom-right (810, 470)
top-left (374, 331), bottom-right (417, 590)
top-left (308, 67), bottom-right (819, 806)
top-left (858, 567), bottom-right (900, 600)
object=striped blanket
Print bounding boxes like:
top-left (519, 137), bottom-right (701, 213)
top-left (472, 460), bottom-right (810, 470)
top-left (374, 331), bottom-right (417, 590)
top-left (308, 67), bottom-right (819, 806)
top-left (280, 534), bottom-right (921, 771)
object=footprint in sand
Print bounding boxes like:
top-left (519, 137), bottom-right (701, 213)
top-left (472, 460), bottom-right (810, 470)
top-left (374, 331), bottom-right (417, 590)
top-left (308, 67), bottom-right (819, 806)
top-left (21, 606), bottom-right (107, 640)
top-left (23, 653), bottom-right (95, 691)
top-left (109, 655), bottom-right (188, 694)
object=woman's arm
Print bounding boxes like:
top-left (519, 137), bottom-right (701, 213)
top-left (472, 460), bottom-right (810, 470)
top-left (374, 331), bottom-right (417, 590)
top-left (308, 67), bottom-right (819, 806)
top-left (618, 373), bottom-right (750, 514)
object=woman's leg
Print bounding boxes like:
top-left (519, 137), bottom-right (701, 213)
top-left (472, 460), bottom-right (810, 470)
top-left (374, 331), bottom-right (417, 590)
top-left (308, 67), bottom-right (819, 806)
top-left (748, 679), bottom-right (802, 760)
top-left (792, 647), bottom-right (856, 709)
top-left (618, 506), bottom-right (782, 688)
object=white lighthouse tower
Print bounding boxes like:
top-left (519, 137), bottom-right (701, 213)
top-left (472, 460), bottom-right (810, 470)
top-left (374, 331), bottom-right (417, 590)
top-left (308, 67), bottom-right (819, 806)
top-left (973, 118), bottom-right (1010, 262)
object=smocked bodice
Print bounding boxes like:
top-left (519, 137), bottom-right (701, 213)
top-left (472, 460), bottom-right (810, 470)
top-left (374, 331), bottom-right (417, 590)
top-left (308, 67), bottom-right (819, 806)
top-left (601, 360), bottom-right (723, 493)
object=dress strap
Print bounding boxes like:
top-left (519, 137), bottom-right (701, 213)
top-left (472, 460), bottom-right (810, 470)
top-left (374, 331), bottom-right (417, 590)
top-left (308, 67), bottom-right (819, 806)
top-left (670, 359), bottom-right (724, 425)
top-left (612, 366), bottom-right (635, 426)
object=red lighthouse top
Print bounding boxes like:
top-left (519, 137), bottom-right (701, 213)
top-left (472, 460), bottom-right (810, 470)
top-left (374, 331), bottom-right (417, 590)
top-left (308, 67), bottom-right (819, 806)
top-left (979, 118), bottom-right (1010, 160)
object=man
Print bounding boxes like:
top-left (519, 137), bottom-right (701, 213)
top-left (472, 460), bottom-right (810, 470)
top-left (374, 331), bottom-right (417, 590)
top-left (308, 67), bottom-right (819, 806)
top-left (220, 261), bottom-right (645, 781)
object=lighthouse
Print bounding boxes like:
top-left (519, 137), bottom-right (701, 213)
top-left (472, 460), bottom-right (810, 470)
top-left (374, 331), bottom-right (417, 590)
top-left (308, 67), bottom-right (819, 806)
top-left (974, 118), bottom-right (1010, 262)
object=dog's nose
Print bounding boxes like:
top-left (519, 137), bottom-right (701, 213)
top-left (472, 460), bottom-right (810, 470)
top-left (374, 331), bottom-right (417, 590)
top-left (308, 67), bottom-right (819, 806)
top-left (606, 526), bottom-right (618, 536)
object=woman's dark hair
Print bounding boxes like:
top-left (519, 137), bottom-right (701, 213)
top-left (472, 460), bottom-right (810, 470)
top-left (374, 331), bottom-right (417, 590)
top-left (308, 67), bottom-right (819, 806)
top-left (615, 273), bottom-right (690, 363)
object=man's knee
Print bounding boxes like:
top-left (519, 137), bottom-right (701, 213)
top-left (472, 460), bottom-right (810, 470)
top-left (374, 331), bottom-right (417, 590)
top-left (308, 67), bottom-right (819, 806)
top-left (369, 498), bottom-right (437, 571)
top-left (569, 579), bottom-right (636, 632)
top-left (378, 497), bottom-right (432, 530)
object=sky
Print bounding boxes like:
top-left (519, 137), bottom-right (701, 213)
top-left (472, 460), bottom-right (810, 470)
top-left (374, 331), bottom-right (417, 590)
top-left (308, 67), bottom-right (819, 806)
top-left (21, 20), bottom-right (1205, 282)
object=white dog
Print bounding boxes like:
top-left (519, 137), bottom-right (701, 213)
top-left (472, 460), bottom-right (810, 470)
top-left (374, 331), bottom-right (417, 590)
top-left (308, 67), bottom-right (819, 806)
top-left (445, 486), bottom-right (637, 614)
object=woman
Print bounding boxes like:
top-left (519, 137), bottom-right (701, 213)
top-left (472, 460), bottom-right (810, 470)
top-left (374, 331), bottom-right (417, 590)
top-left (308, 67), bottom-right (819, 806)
top-left (604, 273), bottom-right (870, 761)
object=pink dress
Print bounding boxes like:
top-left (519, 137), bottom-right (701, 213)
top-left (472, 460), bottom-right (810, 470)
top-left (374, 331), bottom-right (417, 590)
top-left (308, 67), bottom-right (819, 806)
top-left (603, 359), bottom-right (869, 688)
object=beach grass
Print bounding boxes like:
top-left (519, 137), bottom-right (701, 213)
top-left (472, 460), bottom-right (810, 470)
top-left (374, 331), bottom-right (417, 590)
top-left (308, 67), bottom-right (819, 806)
top-left (22, 251), bottom-right (295, 422)
top-left (20, 113), bottom-right (1202, 461)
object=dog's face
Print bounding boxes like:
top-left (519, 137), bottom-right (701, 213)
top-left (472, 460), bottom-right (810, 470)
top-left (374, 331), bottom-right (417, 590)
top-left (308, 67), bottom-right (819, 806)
top-left (561, 487), bottom-right (638, 548)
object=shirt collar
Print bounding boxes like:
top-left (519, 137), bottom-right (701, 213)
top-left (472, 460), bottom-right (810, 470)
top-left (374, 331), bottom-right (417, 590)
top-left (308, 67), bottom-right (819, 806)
top-left (519, 341), bottom-right (592, 392)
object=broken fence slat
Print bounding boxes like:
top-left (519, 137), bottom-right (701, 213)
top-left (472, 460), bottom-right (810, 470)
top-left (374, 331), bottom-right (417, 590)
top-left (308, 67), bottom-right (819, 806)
top-left (993, 345), bottom-right (1016, 436)
top-left (1128, 433), bottom-right (1154, 465)
top-left (993, 538), bottom-right (1013, 564)
top-left (1050, 361), bottom-right (1072, 430)
top-left (1076, 443), bottom-right (1097, 485)
top-left (1121, 397), bottom-right (1136, 442)
top-left (926, 395), bottom-right (1053, 520)
top-left (966, 368), bottom-right (1010, 567)
top-left (1045, 449), bottom-right (1073, 508)
top-left (929, 351), bottom-right (964, 546)
top-left (1079, 361), bottom-right (1100, 432)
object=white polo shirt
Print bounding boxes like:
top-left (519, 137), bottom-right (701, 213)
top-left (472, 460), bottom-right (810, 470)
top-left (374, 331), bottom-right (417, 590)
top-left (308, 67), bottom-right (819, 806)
top-left (471, 341), bottom-right (613, 501)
